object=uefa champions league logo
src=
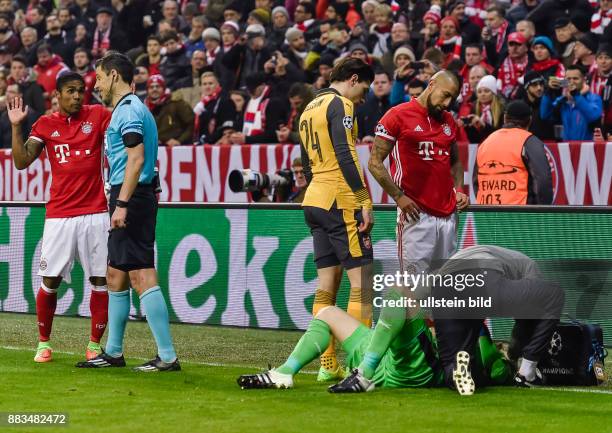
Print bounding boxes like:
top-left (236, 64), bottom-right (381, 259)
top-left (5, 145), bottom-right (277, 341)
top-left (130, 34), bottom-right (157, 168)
top-left (342, 115), bottom-right (353, 130)
top-left (548, 331), bottom-right (562, 356)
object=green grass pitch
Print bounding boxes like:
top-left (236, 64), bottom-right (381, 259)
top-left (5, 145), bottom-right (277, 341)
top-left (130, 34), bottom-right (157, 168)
top-left (1, 312), bottom-right (611, 433)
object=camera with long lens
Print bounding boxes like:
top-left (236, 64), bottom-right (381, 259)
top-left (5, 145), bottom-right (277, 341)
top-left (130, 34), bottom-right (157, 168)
top-left (228, 169), bottom-right (293, 193)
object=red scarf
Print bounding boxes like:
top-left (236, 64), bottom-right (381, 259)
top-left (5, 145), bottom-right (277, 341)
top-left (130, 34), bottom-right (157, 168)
top-left (295, 19), bottom-right (314, 32)
top-left (494, 20), bottom-right (509, 53)
top-left (92, 25), bottom-right (111, 58)
top-left (201, 86), bottom-right (222, 105)
top-left (206, 46), bottom-right (220, 66)
top-left (144, 91), bottom-right (170, 112)
top-left (590, 70), bottom-right (610, 96)
top-left (498, 55), bottom-right (528, 98)
top-left (532, 58), bottom-right (561, 73)
top-left (194, 86), bottom-right (223, 142)
top-left (374, 23), bottom-right (392, 34)
top-left (479, 102), bottom-right (493, 126)
top-left (435, 35), bottom-right (462, 61)
top-left (591, 8), bottom-right (612, 34)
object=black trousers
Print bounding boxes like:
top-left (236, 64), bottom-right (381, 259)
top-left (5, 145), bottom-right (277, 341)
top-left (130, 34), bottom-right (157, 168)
top-left (433, 269), bottom-right (564, 388)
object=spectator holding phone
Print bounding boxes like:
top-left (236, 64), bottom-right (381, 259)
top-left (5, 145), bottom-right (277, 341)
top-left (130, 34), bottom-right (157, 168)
top-left (541, 64), bottom-right (603, 140)
top-left (516, 71), bottom-right (556, 140)
top-left (459, 75), bottom-right (505, 143)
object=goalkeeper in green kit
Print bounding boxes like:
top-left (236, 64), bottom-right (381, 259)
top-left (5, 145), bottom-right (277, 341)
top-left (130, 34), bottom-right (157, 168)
top-left (237, 288), bottom-right (511, 392)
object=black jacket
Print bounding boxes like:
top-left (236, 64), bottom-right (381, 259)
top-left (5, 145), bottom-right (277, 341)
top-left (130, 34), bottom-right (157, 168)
top-left (518, 91), bottom-right (556, 141)
top-left (159, 46), bottom-right (191, 91)
top-left (356, 92), bottom-right (391, 138)
top-left (506, 1), bottom-right (540, 25)
top-left (244, 96), bottom-right (289, 144)
top-left (17, 43), bottom-right (41, 67)
top-left (527, 0), bottom-right (594, 37)
top-left (20, 81), bottom-right (45, 121)
top-left (459, 16), bottom-right (482, 45)
top-left (44, 33), bottom-right (76, 67)
top-left (0, 109), bottom-right (39, 148)
top-left (268, 26), bottom-right (289, 52)
top-left (222, 43), bottom-right (272, 89)
top-left (197, 93), bottom-right (236, 144)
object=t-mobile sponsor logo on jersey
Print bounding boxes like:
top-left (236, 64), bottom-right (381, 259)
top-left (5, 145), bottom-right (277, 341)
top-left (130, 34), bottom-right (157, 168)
top-left (418, 141), bottom-right (434, 160)
top-left (54, 144), bottom-right (71, 164)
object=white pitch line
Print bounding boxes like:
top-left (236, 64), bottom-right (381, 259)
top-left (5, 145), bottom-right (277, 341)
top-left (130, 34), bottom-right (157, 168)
top-left (3, 345), bottom-right (610, 391)
top-left (532, 387), bottom-right (612, 395)
top-left (0, 345), bottom-right (318, 374)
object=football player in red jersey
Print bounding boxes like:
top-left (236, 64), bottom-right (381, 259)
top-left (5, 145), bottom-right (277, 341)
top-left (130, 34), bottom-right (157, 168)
top-left (368, 70), bottom-right (469, 275)
top-left (9, 71), bottom-right (111, 363)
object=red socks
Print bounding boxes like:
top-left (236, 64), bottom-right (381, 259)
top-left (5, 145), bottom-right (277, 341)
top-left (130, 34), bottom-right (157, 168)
top-left (36, 284), bottom-right (109, 343)
top-left (89, 287), bottom-right (109, 343)
top-left (36, 285), bottom-right (57, 342)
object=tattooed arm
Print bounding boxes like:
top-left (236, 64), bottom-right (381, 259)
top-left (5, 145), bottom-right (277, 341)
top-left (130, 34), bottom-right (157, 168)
top-left (368, 136), bottom-right (403, 200)
top-left (368, 136), bottom-right (421, 221)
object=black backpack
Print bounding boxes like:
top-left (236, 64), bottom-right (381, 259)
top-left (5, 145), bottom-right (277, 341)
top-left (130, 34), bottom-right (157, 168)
top-left (539, 321), bottom-right (608, 386)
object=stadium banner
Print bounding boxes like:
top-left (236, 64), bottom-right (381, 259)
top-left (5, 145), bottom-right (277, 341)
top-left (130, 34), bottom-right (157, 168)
top-left (0, 205), bottom-right (611, 344)
top-left (0, 141), bottom-right (610, 204)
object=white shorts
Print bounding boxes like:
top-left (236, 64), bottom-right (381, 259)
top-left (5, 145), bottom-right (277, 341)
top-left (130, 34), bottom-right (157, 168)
top-left (38, 212), bottom-right (109, 283)
top-left (396, 209), bottom-right (458, 274)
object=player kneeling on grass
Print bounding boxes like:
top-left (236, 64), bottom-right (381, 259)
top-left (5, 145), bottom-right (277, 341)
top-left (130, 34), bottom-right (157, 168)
top-left (237, 288), bottom-right (511, 392)
top-left (432, 245), bottom-right (565, 395)
top-left (9, 71), bottom-right (111, 363)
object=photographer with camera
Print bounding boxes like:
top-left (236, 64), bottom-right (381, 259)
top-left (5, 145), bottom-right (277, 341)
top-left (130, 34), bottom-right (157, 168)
top-left (540, 64), bottom-right (603, 140)
top-left (228, 157), bottom-right (309, 203)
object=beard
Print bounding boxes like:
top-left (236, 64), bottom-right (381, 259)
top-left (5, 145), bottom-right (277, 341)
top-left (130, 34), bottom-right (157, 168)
top-left (102, 91), bottom-right (112, 106)
top-left (426, 94), bottom-right (444, 121)
top-left (101, 80), bottom-right (114, 106)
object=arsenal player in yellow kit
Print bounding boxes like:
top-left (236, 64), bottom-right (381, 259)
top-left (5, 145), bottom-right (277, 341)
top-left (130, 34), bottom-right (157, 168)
top-left (298, 58), bottom-right (375, 382)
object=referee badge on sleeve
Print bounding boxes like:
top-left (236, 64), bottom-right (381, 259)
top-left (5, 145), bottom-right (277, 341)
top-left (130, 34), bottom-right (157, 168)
top-left (343, 115), bottom-right (353, 130)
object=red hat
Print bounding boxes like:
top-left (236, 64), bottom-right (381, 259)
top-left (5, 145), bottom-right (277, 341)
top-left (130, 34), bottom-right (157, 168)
top-left (147, 74), bottom-right (166, 89)
top-left (424, 9), bottom-right (441, 26)
top-left (441, 16), bottom-right (459, 30)
top-left (507, 32), bottom-right (527, 45)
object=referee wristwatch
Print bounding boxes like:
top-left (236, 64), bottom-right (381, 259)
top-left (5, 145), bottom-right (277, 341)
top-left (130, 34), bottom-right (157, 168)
top-left (116, 199), bottom-right (129, 208)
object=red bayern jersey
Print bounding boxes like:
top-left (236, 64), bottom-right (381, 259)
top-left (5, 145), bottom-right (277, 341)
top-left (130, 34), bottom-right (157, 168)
top-left (375, 99), bottom-right (457, 217)
top-left (29, 105), bottom-right (111, 218)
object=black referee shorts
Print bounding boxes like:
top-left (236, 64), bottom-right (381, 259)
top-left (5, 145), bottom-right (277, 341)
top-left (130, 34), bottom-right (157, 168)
top-left (304, 205), bottom-right (373, 270)
top-left (108, 184), bottom-right (157, 272)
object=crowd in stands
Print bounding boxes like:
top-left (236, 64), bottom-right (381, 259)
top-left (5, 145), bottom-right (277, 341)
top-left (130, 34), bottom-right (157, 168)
top-left (0, 0), bottom-right (612, 148)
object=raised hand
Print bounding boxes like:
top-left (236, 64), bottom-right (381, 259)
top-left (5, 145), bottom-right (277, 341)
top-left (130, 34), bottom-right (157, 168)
top-left (7, 97), bottom-right (28, 126)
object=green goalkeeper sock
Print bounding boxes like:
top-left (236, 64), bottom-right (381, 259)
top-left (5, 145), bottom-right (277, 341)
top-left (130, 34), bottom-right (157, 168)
top-left (276, 319), bottom-right (331, 375)
top-left (478, 334), bottom-right (502, 371)
top-left (478, 335), bottom-right (512, 384)
top-left (356, 289), bottom-right (407, 380)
